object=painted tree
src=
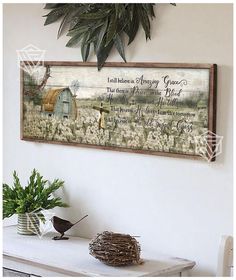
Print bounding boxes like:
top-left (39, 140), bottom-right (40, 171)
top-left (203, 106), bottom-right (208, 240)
top-left (24, 66), bottom-right (51, 105)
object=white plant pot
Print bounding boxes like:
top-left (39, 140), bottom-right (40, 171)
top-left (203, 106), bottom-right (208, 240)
top-left (17, 213), bottom-right (40, 235)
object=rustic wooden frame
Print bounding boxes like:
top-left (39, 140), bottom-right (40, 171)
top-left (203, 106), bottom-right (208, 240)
top-left (20, 61), bottom-right (217, 161)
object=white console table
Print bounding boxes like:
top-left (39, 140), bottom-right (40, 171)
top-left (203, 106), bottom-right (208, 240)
top-left (3, 226), bottom-right (195, 277)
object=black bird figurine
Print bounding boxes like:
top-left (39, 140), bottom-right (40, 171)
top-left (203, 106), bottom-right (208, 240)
top-left (51, 214), bottom-right (88, 240)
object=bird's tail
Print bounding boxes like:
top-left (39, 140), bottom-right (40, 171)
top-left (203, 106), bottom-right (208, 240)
top-left (73, 214), bottom-right (88, 226)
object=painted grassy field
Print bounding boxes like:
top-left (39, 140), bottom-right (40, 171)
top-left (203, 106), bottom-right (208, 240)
top-left (23, 96), bottom-right (208, 155)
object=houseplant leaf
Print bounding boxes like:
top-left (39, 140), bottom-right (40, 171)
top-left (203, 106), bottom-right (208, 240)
top-left (43, 3), bottom-right (175, 69)
top-left (114, 34), bottom-right (126, 62)
top-left (3, 169), bottom-right (69, 218)
top-left (105, 13), bottom-right (117, 47)
top-left (44, 6), bottom-right (69, 26)
top-left (97, 41), bottom-right (114, 70)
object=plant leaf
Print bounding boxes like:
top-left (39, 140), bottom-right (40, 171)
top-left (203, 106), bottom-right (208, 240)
top-left (105, 14), bottom-right (117, 47)
top-left (114, 34), bottom-right (126, 62)
top-left (96, 19), bottom-right (108, 53)
top-left (138, 6), bottom-right (151, 40)
top-left (81, 34), bottom-right (90, 61)
top-left (80, 10), bottom-right (110, 20)
top-left (97, 41), bottom-right (114, 70)
top-left (3, 169), bottom-right (68, 218)
top-left (67, 26), bottom-right (89, 37)
top-left (44, 7), bottom-right (68, 26)
top-left (42, 3), bottom-right (164, 69)
top-left (69, 5), bottom-right (95, 30)
top-left (142, 4), bottom-right (155, 18)
top-left (57, 11), bottom-right (74, 39)
top-left (126, 7), bottom-right (139, 45)
top-left (66, 33), bottom-right (83, 47)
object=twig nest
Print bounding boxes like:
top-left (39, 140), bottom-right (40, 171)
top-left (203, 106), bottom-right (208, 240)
top-left (89, 231), bottom-right (141, 266)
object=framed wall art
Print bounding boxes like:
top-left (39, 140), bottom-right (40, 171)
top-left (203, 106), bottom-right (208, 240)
top-left (20, 62), bottom-right (217, 161)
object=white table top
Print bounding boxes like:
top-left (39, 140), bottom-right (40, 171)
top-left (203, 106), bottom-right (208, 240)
top-left (3, 226), bottom-right (195, 277)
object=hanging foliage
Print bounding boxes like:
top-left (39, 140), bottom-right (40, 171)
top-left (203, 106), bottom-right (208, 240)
top-left (43, 4), bottom-right (175, 70)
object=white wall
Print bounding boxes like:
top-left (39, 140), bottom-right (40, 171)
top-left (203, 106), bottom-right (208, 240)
top-left (3, 4), bottom-right (233, 276)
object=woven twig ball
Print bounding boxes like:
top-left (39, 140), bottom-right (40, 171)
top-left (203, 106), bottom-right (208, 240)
top-left (89, 231), bottom-right (141, 266)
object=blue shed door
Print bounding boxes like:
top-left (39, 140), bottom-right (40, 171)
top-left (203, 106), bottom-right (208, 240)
top-left (63, 103), bottom-right (69, 114)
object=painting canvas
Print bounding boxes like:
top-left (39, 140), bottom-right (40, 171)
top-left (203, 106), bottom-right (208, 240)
top-left (21, 62), bottom-right (217, 160)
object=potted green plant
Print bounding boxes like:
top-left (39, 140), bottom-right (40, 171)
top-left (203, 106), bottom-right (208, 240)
top-left (3, 169), bottom-right (69, 235)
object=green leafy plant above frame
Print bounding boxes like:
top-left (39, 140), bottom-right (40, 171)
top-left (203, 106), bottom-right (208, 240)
top-left (43, 3), bottom-right (175, 70)
top-left (3, 169), bottom-right (69, 219)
